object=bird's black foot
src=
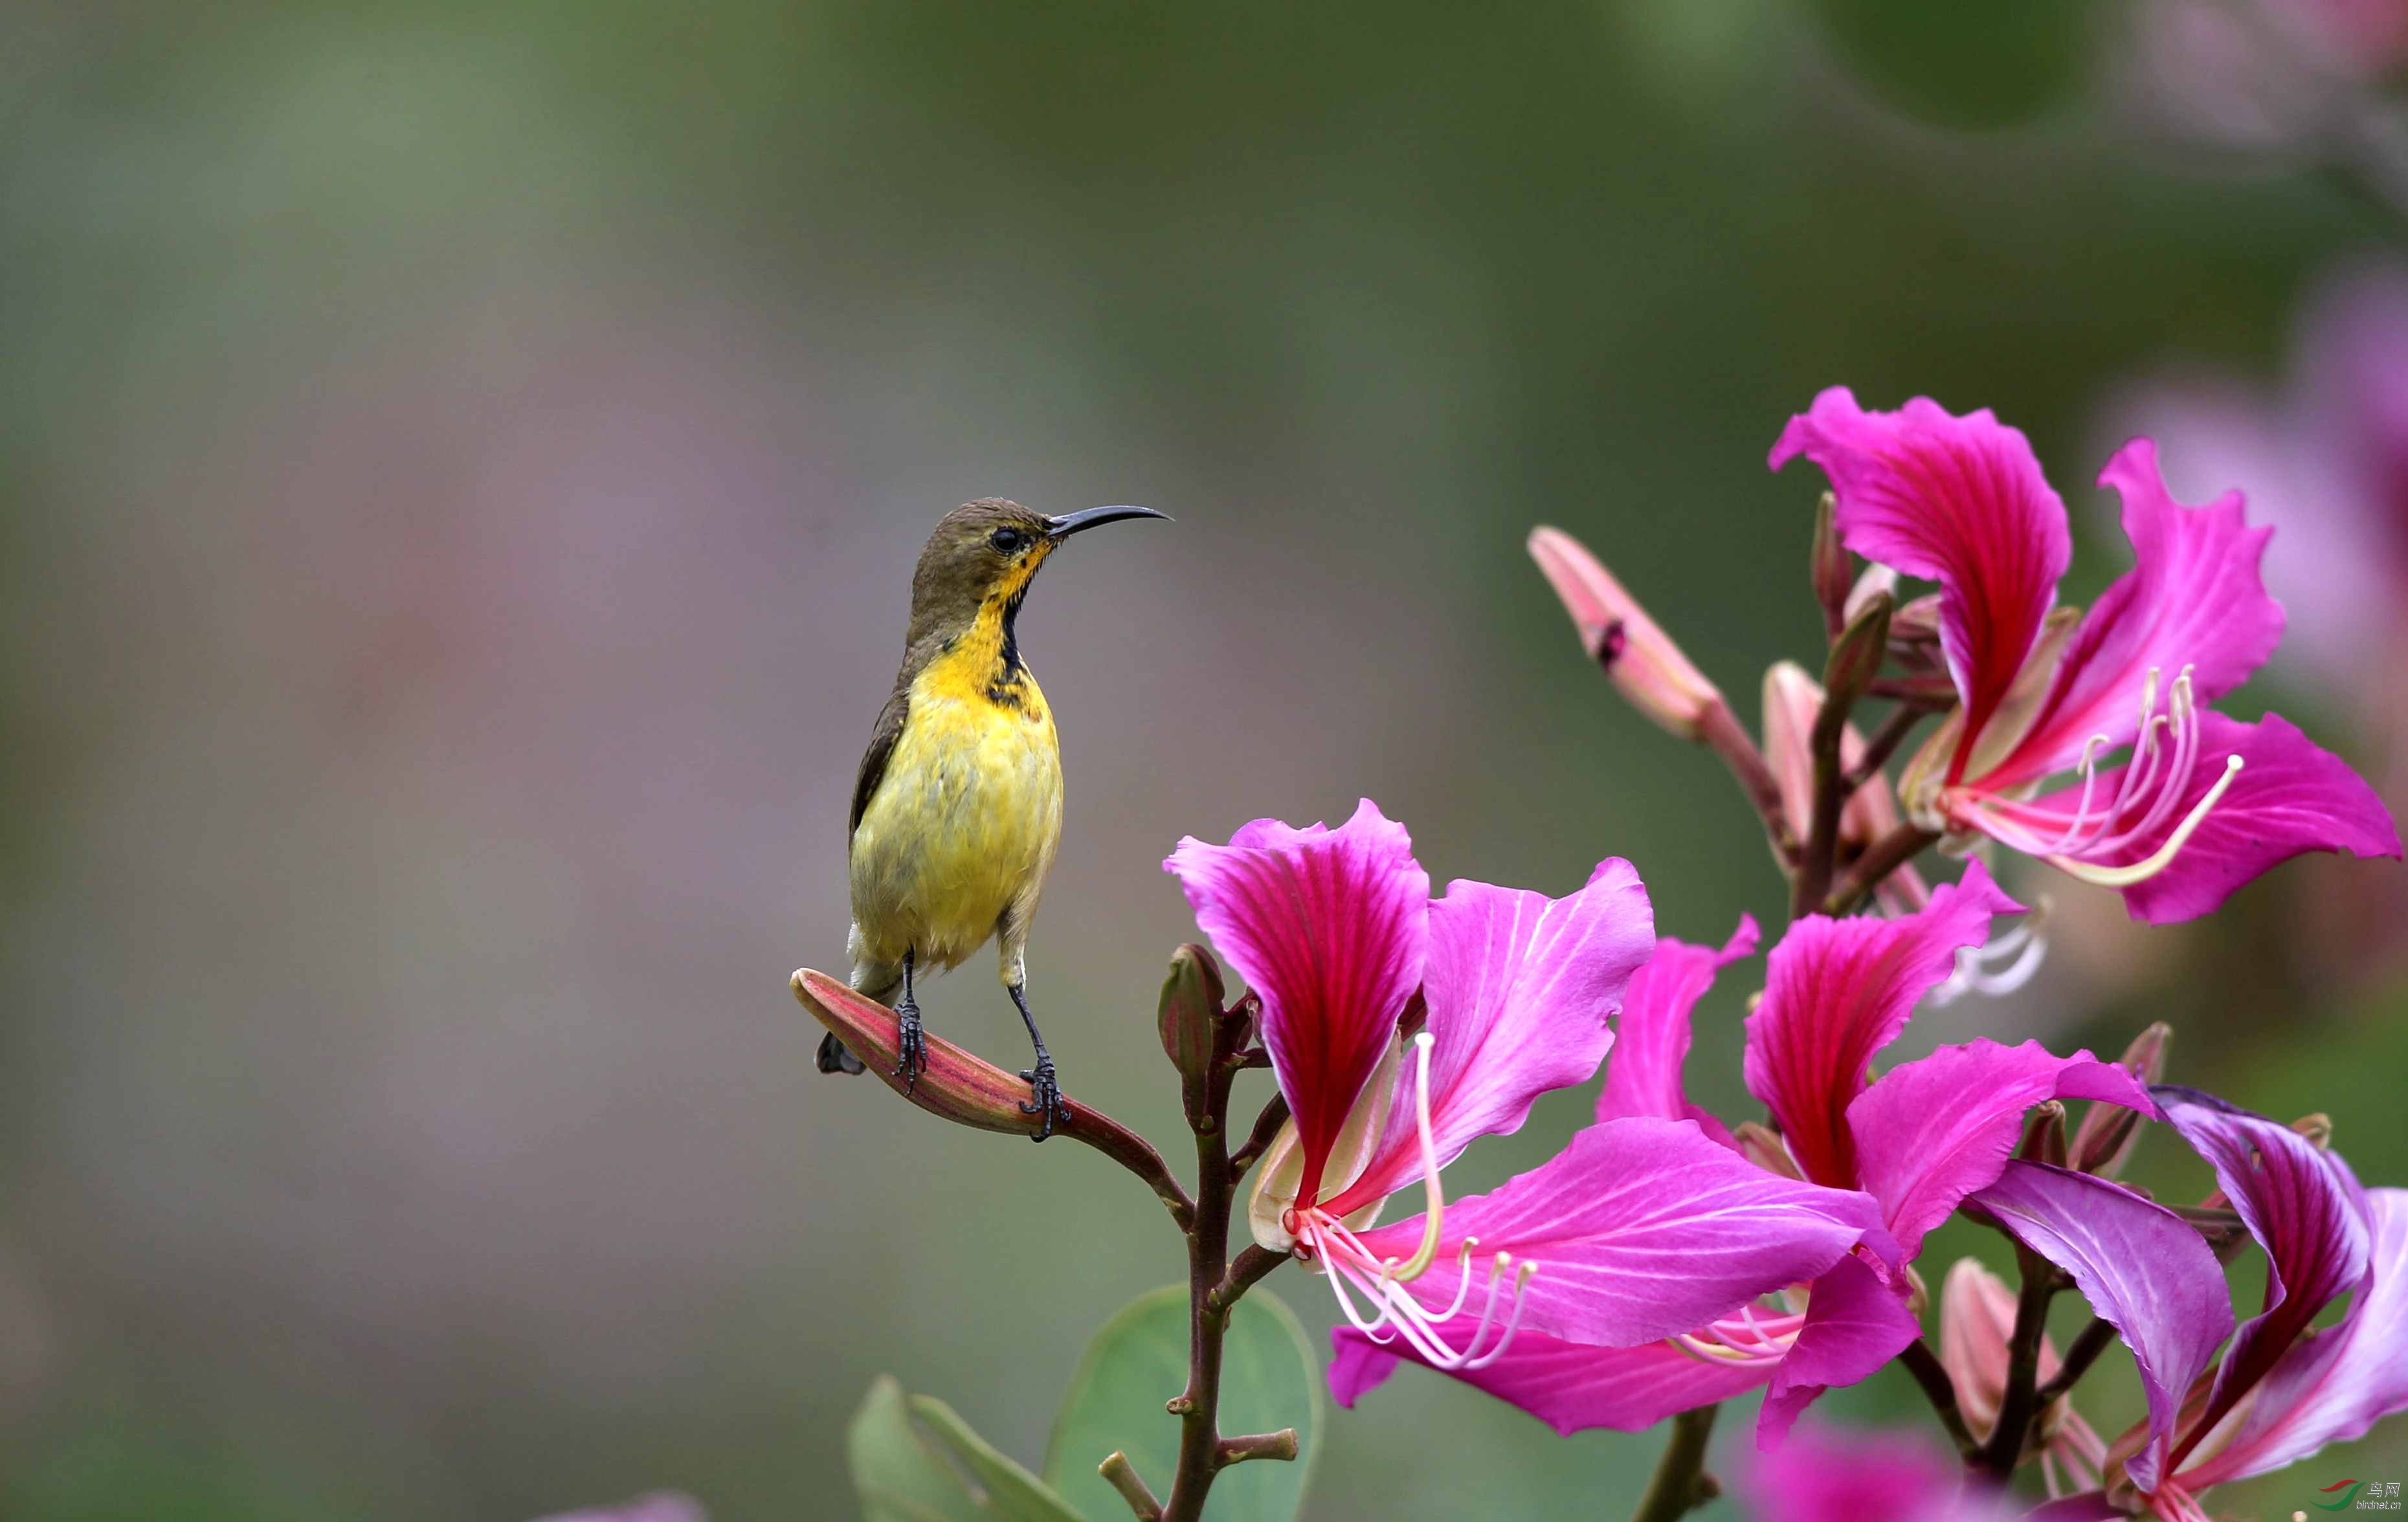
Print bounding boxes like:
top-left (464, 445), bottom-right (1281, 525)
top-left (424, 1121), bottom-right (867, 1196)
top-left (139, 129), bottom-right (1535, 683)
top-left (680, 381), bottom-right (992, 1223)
top-left (893, 999), bottom-right (926, 1092)
top-left (1018, 1058), bottom-right (1071, 1142)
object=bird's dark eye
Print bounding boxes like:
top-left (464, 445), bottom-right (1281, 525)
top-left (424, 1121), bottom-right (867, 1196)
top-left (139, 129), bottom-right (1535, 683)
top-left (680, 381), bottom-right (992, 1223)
top-left (989, 527), bottom-right (1024, 554)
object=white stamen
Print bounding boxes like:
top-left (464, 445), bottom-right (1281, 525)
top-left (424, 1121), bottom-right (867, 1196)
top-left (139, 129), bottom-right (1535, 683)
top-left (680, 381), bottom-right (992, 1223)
top-left (1930, 909), bottom-right (2049, 1006)
top-left (1952, 663), bottom-right (2245, 890)
top-left (2048, 755), bottom-right (2243, 888)
top-left (1381, 1033), bottom-right (1445, 1284)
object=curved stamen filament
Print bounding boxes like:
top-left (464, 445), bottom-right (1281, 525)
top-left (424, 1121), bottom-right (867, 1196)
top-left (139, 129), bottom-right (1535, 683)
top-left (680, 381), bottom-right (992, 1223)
top-left (1382, 1032), bottom-right (1445, 1284)
top-left (1299, 1215), bottom-right (1537, 1371)
top-left (1952, 665), bottom-right (2247, 889)
top-left (1285, 1033), bottom-right (1537, 1369)
top-left (1930, 907), bottom-right (2049, 1006)
top-left (1667, 1299), bottom-right (1809, 1365)
top-left (2047, 755), bottom-right (2242, 888)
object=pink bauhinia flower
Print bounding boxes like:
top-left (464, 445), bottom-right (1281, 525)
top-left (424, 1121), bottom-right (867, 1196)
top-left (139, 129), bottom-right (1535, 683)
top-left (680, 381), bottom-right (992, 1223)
top-left (1972, 1092), bottom-right (2408, 1521)
top-left (1167, 801), bottom-right (1894, 1379)
top-left (1770, 388), bottom-right (2400, 923)
top-left (1332, 863), bottom-right (2155, 1444)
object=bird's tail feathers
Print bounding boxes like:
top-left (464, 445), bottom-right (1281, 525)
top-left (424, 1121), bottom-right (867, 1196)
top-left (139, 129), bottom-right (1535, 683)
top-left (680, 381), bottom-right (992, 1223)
top-left (816, 1031), bottom-right (865, 1075)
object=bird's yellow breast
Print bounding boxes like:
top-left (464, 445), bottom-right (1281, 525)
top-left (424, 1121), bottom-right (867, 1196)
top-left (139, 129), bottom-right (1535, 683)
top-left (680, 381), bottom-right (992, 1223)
top-left (848, 635), bottom-right (1064, 974)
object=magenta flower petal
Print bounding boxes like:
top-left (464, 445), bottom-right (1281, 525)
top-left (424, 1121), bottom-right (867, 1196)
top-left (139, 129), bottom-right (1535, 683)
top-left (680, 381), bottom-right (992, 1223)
top-left (1757, 1253), bottom-right (1924, 1447)
top-left (1845, 1039), bottom-right (2157, 1259)
top-left (1770, 388), bottom-right (2071, 773)
top-left (1328, 1323), bottom-right (1770, 1435)
top-left (1982, 438), bottom-right (2284, 789)
top-left (1165, 800), bottom-right (1429, 1205)
top-left (1969, 1160), bottom-right (2235, 1494)
top-left (2181, 1187), bottom-right (2408, 1489)
top-left (1743, 1424), bottom-right (2020, 1522)
top-left (1352, 1118), bottom-right (1898, 1349)
top-left (2010, 712), bottom-right (2400, 924)
top-left (2157, 1088), bottom-right (2374, 1458)
top-left (1743, 863), bottom-right (2021, 1190)
top-left (1322, 858), bottom-right (1654, 1218)
top-left (1597, 914), bottom-right (1758, 1138)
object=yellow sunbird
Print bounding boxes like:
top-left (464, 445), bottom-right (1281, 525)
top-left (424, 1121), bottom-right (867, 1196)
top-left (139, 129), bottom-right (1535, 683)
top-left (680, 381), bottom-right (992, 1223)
top-left (818, 498), bottom-right (1168, 1138)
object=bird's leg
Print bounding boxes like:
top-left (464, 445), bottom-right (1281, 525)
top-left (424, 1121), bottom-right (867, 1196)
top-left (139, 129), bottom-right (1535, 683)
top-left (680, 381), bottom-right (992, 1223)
top-left (893, 948), bottom-right (925, 1091)
top-left (1009, 982), bottom-right (1070, 1142)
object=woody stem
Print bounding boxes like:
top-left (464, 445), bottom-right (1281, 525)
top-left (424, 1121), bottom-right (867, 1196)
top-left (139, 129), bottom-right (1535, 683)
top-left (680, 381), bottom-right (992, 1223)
top-left (1629, 1405), bottom-right (1722, 1522)
top-left (1699, 700), bottom-right (1800, 863)
top-left (1977, 1244), bottom-right (2060, 1478)
top-left (1158, 1016), bottom-right (1291, 1522)
top-left (1899, 1338), bottom-right (1980, 1457)
top-left (1823, 824), bottom-right (1941, 916)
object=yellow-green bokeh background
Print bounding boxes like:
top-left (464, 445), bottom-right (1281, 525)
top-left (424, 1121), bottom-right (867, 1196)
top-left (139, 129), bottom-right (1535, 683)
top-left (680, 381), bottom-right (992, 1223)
top-left (3, 3), bottom-right (2402, 1517)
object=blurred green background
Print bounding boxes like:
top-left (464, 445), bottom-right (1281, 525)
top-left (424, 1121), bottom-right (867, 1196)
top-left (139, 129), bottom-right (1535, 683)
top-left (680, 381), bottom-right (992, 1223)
top-left (4, 1), bottom-right (2403, 1517)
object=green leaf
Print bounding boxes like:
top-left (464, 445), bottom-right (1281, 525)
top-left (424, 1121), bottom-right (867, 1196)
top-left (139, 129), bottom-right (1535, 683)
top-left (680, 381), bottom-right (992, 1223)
top-left (907, 1396), bottom-right (1087, 1522)
top-left (848, 1376), bottom-right (984, 1522)
top-left (1043, 1285), bottom-right (1321, 1522)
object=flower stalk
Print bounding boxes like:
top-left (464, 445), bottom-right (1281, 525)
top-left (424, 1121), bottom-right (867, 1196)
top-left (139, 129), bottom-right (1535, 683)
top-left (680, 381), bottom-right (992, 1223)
top-left (1161, 965), bottom-right (1296, 1522)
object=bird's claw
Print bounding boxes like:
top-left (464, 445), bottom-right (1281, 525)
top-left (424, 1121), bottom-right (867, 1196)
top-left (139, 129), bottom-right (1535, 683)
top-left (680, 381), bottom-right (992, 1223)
top-left (1018, 1060), bottom-right (1070, 1142)
top-left (893, 1002), bottom-right (926, 1092)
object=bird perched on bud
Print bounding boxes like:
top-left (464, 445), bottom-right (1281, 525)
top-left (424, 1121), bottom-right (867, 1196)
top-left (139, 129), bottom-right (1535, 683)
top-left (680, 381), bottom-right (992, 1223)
top-left (818, 499), bottom-right (1168, 1139)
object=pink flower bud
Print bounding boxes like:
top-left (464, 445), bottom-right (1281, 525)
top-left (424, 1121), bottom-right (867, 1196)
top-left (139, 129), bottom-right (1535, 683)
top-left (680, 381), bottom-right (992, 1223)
top-left (1812, 491), bottom-right (1855, 639)
top-left (1528, 526), bottom-right (1723, 740)
top-left (2071, 1022), bottom-right (2170, 1176)
top-left (1939, 1258), bottom-right (2062, 1440)
top-left (1761, 661), bottom-right (1919, 878)
top-left (792, 968), bottom-right (1047, 1135)
top-left (1157, 942), bottom-right (1225, 1086)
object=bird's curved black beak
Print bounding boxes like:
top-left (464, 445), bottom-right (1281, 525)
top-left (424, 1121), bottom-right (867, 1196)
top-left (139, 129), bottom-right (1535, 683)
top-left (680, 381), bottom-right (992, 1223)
top-left (1043, 505), bottom-right (1170, 540)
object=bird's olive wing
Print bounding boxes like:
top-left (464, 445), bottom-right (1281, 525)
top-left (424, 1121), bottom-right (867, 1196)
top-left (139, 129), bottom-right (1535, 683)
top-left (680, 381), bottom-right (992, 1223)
top-left (849, 687), bottom-right (909, 837)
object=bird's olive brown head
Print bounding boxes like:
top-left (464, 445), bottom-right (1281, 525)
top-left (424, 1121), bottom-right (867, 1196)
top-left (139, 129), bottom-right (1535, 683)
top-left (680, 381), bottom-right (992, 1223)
top-left (904, 498), bottom-right (1166, 648)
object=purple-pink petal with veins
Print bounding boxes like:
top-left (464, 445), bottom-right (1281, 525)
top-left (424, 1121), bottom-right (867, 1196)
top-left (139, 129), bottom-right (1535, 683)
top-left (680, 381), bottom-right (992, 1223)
top-left (1598, 915), bottom-right (1757, 1148)
top-left (1744, 863), bottom-right (2020, 1191)
top-left (1981, 437), bottom-right (2282, 789)
top-left (2182, 1187), bottom-right (2408, 1489)
top-left (1845, 1039), bottom-right (2157, 1260)
top-left (1969, 1161), bottom-right (2234, 1494)
top-left (2002, 712), bottom-right (2399, 925)
top-left (1352, 1118), bottom-right (1898, 1350)
top-left (2156, 1087), bottom-right (2372, 1466)
top-left (1327, 1322), bottom-right (1768, 1435)
top-left (1322, 858), bottom-right (1653, 1219)
top-left (1770, 388), bottom-right (2071, 777)
top-left (1164, 800), bottom-right (1428, 1206)
top-left (1756, 1253), bottom-right (1924, 1448)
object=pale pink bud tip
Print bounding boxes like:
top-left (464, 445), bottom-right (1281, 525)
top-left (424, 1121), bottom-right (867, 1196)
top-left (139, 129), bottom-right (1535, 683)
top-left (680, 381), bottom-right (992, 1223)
top-left (1528, 525), bottom-right (1723, 740)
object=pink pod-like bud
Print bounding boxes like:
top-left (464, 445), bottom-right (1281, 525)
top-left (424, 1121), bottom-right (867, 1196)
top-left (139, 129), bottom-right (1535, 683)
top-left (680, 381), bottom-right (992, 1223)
top-left (1842, 563), bottom-right (1900, 630)
top-left (1812, 491), bottom-right (1854, 639)
top-left (1761, 661), bottom-right (1919, 871)
top-left (1939, 1258), bottom-right (2063, 1440)
top-left (793, 968), bottom-right (1047, 1135)
top-left (2018, 1099), bottom-right (2068, 1169)
top-left (1529, 525), bottom-right (1724, 740)
top-left (2070, 1022), bottom-right (2170, 1177)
